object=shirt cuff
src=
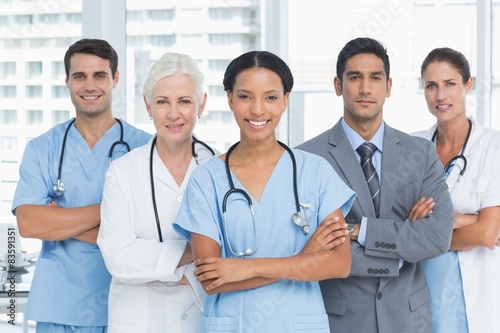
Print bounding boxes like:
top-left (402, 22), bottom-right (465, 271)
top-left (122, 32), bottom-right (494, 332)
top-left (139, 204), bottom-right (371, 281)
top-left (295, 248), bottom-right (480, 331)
top-left (358, 217), bottom-right (368, 246)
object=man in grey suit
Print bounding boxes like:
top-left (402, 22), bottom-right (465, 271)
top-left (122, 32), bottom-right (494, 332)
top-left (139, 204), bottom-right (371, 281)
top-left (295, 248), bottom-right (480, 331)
top-left (297, 37), bottom-right (455, 333)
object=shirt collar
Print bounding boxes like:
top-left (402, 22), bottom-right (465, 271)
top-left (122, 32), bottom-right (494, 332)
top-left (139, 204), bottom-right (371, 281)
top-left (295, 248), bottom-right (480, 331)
top-left (341, 117), bottom-right (385, 152)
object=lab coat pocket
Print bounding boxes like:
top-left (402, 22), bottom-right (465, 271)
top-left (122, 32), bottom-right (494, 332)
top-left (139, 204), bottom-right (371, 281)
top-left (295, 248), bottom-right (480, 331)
top-left (200, 315), bottom-right (237, 332)
top-left (292, 313), bottom-right (329, 331)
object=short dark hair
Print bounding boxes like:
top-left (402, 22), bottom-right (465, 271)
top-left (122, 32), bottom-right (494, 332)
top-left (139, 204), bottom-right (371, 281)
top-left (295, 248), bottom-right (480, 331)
top-left (420, 47), bottom-right (470, 84)
top-left (223, 50), bottom-right (294, 94)
top-left (64, 38), bottom-right (118, 77)
top-left (336, 37), bottom-right (390, 83)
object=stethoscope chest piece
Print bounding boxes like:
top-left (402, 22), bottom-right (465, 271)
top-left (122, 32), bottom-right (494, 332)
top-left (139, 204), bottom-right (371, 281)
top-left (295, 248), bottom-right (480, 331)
top-left (53, 179), bottom-right (65, 196)
top-left (292, 212), bottom-right (309, 234)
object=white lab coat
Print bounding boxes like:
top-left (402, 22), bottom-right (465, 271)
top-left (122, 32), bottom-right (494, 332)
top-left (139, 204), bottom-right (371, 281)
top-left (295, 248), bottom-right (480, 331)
top-left (414, 116), bottom-right (500, 333)
top-left (98, 137), bottom-right (213, 333)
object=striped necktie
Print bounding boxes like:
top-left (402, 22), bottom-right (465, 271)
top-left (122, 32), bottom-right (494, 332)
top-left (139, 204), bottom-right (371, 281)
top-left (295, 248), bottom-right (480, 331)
top-left (357, 142), bottom-right (380, 217)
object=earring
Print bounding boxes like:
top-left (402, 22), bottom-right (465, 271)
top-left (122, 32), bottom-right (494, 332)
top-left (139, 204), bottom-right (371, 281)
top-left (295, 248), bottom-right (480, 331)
top-left (149, 115), bottom-right (153, 120)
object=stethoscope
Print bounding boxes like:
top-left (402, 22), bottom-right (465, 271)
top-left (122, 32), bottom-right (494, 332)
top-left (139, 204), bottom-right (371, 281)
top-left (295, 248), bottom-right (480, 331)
top-left (431, 118), bottom-right (471, 180)
top-left (150, 135), bottom-right (215, 242)
top-left (53, 118), bottom-right (130, 196)
top-left (222, 141), bottom-right (309, 258)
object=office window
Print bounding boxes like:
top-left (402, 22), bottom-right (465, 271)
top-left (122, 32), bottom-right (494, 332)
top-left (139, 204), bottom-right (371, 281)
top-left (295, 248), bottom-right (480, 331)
top-left (0, 86), bottom-right (16, 98)
top-left (209, 59), bottom-right (230, 71)
top-left (65, 13), bottom-right (81, 24)
top-left (1, 181), bottom-right (17, 195)
top-left (38, 13), bottom-right (59, 24)
top-left (209, 85), bottom-right (225, 97)
top-left (148, 9), bottom-right (174, 21)
top-left (243, 9), bottom-right (258, 25)
top-left (1, 160), bottom-right (18, 176)
top-left (0, 110), bottom-right (17, 125)
top-left (25, 61), bottom-right (43, 79)
top-left (15, 15), bottom-right (33, 25)
top-left (52, 110), bottom-right (69, 125)
top-left (52, 86), bottom-right (68, 99)
top-left (26, 85), bottom-right (42, 98)
top-left (151, 35), bottom-right (176, 47)
top-left (180, 34), bottom-right (203, 44)
top-left (0, 137), bottom-right (17, 150)
top-left (0, 62), bottom-right (16, 79)
top-left (208, 110), bottom-right (233, 123)
top-left (209, 8), bottom-right (236, 20)
top-left (1, 160), bottom-right (19, 183)
top-left (26, 110), bottom-right (43, 125)
top-left (209, 34), bottom-right (237, 46)
top-left (51, 61), bottom-right (65, 80)
top-left (127, 10), bottom-right (142, 22)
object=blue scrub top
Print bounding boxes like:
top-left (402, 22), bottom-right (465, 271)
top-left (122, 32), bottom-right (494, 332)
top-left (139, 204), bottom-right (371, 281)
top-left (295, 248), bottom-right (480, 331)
top-left (422, 162), bottom-right (468, 333)
top-left (12, 118), bottom-right (151, 326)
top-left (173, 148), bottom-right (356, 333)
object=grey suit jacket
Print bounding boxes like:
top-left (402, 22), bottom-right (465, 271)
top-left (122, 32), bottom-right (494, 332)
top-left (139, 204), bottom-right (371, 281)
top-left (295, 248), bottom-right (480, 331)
top-left (297, 119), bottom-right (454, 333)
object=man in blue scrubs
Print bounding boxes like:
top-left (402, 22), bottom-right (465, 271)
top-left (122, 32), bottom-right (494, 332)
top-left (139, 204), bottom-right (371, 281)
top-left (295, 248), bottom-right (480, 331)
top-left (11, 39), bottom-right (151, 333)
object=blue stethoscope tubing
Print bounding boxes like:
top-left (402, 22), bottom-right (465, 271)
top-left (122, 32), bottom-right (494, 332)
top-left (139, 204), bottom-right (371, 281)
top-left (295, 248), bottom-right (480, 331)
top-left (53, 117), bottom-right (130, 196)
top-left (222, 140), bottom-right (308, 257)
top-left (149, 135), bottom-right (215, 242)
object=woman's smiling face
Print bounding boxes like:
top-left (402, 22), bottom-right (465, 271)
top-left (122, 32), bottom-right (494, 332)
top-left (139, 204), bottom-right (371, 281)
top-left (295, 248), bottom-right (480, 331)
top-left (227, 67), bottom-right (289, 143)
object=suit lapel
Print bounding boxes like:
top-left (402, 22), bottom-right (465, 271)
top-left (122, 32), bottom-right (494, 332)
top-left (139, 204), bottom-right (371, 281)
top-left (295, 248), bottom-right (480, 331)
top-left (329, 121), bottom-right (376, 219)
top-left (379, 125), bottom-right (405, 219)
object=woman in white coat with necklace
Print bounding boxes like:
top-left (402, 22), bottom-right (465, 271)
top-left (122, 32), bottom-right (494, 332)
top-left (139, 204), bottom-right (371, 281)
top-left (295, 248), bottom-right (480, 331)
top-left (97, 52), bottom-right (217, 332)
top-left (413, 47), bottom-right (500, 333)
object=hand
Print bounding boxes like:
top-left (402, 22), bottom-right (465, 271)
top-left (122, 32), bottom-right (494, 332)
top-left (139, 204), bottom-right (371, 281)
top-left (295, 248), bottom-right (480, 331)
top-left (300, 217), bottom-right (348, 254)
top-left (453, 213), bottom-right (478, 229)
top-left (408, 197), bottom-right (435, 220)
top-left (194, 257), bottom-right (252, 291)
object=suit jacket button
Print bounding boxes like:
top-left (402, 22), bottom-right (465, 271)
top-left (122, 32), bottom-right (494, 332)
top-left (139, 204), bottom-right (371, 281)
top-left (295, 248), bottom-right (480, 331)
top-left (377, 292), bottom-right (383, 300)
top-left (373, 269), bottom-right (378, 274)
top-left (375, 242), bottom-right (380, 248)
top-left (384, 269), bottom-right (389, 274)
top-left (368, 269), bottom-right (373, 274)
top-left (391, 244), bottom-right (397, 250)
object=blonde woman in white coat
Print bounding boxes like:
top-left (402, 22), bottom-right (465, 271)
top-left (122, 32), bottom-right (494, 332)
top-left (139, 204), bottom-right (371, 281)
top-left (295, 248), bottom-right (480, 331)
top-left (413, 47), bottom-right (500, 333)
top-left (97, 52), bottom-right (217, 333)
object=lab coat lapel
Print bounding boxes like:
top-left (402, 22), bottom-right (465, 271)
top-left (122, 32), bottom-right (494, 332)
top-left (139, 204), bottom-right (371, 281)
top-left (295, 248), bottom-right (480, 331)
top-left (150, 143), bottom-right (181, 192)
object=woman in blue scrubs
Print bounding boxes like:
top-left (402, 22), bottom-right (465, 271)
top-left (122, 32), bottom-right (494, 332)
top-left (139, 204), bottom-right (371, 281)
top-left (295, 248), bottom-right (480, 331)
top-left (173, 51), bottom-right (356, 332)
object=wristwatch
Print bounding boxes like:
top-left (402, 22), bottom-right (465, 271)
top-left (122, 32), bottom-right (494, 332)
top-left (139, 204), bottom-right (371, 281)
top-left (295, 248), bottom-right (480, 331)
top-left (347, 223), bottom-right (356, 234)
